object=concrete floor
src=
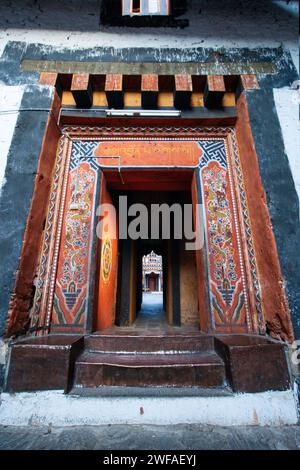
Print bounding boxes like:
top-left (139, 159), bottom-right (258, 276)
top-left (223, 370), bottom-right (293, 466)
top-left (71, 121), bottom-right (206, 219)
top-left (135, 293), bottom-right (166, 329)
top-left (0, 424), bottom-right (299, 450)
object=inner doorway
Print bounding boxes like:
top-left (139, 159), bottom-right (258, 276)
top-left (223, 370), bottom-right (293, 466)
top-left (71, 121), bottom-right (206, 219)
top-left (97, 167), bottom-right (202, 332)
top-left (135, 251), bottom-right (165, 328)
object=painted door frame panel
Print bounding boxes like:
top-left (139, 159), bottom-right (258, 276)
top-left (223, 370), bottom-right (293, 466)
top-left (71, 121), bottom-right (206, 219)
top-left (23, 124), bottom-right (291, 340)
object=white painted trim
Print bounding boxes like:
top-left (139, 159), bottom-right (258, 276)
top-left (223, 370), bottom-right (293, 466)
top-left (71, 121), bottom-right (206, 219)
top-left (0, 389), bottom-right (298, 427)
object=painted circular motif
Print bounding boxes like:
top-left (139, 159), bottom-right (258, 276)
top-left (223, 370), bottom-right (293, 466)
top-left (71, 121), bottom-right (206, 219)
top-left (101, 238), bottom-right (112, 284)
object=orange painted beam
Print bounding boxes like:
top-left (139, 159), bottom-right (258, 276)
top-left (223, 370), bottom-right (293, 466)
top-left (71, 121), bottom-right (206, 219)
top-left (71, 73), bottom-right (93, 108)
top-left (175, 74), bottom-right (193, 92)
top-left (105, 74), bottom-right (124, 108)
top-left (206, 75), bottom-right (226, 92)
top-left (240, 74), bottom-right (260, 90)
top-left (71, 73), bottom-right (90, 91)
top-left (105, 74), bottom-right (123, 91)
top-left (141, 74), bottom-right (159, 109)
top-left (39, 72), bottom-right (58, 87)
top-left (204, 75), bottom-right (226, 109)
top-left (142, 74), bottom-right (159, 91)
top-left (39, 72), bottom-right (62, 98)
top-left (236, 74), bottom-right (260, 99)
top-left (174, 74), bottom-right (193, 109)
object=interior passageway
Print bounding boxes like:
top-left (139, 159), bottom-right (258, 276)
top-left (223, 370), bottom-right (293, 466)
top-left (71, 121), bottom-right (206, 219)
top-left (135, 292), bottom-right (166, 328)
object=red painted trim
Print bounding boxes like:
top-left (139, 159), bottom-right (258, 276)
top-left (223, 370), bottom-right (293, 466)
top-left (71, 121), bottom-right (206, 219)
top-left (235, 94), bottom-right (294, 342)
top-left (6, 91), bottom-right (62, 337)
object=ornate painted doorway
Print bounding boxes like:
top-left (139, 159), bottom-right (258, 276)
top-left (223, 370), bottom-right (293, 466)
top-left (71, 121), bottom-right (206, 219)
top-left (29, 126), bottom-right (265, 336)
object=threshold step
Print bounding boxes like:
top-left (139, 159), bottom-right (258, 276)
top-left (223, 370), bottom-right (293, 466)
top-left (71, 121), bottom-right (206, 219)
top-left (74, 351), bottom-right (226, 388)
top-left (85, 333), bottom-right (214, 353)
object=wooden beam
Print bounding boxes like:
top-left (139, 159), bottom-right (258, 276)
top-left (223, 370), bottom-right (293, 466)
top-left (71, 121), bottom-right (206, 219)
top-left (141, 74), bottom-right (159, 109)
top-left (39, 72), bottom-right (57, 86)
top-left (39, 72), bottom-right (62, 98)
top-left (174, 74), bottom-right (193, 109)
top-left (240, 74), bottom-right (260, 90)
top-left (236, 74), bottom-right (260, 99)
top-left (105, 74), bottom-right (124, 108)
top-left (71, 73), bottom-right (93, 108)
top-left (204, 75), bottom-right (225, 109)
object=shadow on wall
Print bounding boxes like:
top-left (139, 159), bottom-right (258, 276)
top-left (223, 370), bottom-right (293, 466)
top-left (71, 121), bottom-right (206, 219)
top-left (0, 0), bottom-right (298, 40)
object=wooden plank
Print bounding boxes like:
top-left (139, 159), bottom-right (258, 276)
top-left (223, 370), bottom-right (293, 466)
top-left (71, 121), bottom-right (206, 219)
top-left (39, 72), bottom-right (62, 98)
top-left (207, 75), bottom-right (226, 92)
top-left (204, 75), bottom-right (225, 109)
top-left (22, 59), bottom-right (278, 75)
top-left (71, 73), bottom-right (93, 108)
top-left (240, 74), bottom-right (260, 90)
top-left (105, 74), bottom-right (123, 91)
top-left (175, 74), bottom-right (193, 91)
top-left (141, 74), bottom-right (159, 108)
top-left (39, 72), bottom-right (58, 87)
top-left (236, 74), bottom-right (260, 99)
top-left (174, 74), bottom-right (193, 109)
top-left (105, 74), bottom-right (124, 108)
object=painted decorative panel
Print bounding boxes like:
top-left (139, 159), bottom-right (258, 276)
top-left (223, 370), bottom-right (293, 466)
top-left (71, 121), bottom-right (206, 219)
top-left (199, 140), bottom-right (249, 332)
top-left (30, 127), bottom-right (262, 335)
top-left (51, 143), bottom-right (99, 332)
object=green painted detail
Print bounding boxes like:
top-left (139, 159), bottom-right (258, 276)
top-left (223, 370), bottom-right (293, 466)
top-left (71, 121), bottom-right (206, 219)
top-left (74, 298), bottom-right (86, 324)
top-left (53, 294), bottom-right (66, 325)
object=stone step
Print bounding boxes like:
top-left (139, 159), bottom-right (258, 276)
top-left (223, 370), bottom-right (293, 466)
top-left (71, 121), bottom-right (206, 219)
top-left (74, 351), bottom-right (226, 388)
top-left (85, 332), bottom-right (214, 354)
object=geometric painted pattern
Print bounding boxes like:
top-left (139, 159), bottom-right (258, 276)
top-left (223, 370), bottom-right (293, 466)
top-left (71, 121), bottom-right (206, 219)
top-left (70, 141), bottom-right (99, 171)
top-left (228, 131), bottom-right (264, 333)
top-left (199, 140), bottom-right (227, 170)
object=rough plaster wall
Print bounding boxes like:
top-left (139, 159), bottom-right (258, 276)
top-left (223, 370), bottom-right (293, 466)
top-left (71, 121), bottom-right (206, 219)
top-left (180, 242), bottom-right (198, 326)
top-left (0, 1), bottom-right (298, 206)
top-left (0, 85), bottom-right (24, 194)
top-left (0, 1), bottom-right (298, 72)
top-left (273, 87), bottom-right (300, 214)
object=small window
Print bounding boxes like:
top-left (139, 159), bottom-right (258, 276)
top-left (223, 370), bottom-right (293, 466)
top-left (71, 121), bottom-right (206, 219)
top-left (132, 0), bottom-right (141, 13)
top-left (148, 0), bottom-right (160, 14)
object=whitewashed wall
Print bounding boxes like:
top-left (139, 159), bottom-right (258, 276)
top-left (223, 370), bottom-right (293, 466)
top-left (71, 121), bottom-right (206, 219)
top-left (274, 87), bottom-right (300, 215)
top-left (0, 1), bottom-right (298, 71)
top-left (0, 0), bottom-right (298, 200)
top-left (0, 85), bottom-right (24, 194)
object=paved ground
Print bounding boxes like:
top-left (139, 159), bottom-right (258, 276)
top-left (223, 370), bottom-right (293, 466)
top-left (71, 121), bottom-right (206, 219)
top-left (0, 424), bottom-right (299, 450)
top-left (135, 293), bottom-right (166, 329)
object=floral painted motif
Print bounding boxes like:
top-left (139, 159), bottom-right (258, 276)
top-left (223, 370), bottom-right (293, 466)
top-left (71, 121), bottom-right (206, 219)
top-left (199, 141), bottom-right (248, 331)
top-left (50, 137), bottom-right (249, 333)
top-left (203, 164), bottom-right (237, 303)
top-left (52, 161), bottom-right (97, 329)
